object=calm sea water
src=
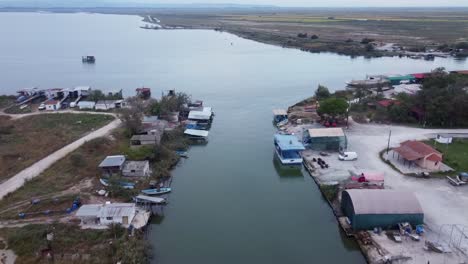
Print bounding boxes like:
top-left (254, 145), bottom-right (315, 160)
top-left (1, 12), bottom-right (467, 264)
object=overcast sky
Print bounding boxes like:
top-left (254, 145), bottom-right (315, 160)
top-left (119, 0), bottom-right (468, 7)
top-left (2, 0), bottom-right (468, 7)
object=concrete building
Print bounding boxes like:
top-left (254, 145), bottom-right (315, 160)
top-left (77, 101), bottom-right (96, 110)
top-left (44, 99), bottom-right (61, 111)
top-left (76, 203), bottom-right (136, 226)
top-left (341, 189), bottom-right (424, 230)
top-left (393, 140), bottom-right (443, 171)
top-left (122, 161), bottom-right (150, 177)
top-left (304, 127), bottom-right (347, 151)
top-left (98, 155), bottom-right (126, 177)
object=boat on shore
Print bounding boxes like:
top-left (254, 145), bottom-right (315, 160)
top-left (141, 187), bottom-right (172, 196)
top-left (99, 178), bottom-right (135, 189)
top-left (274, 134), bottom-right (305, 165)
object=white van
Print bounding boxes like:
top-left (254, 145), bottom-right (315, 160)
top-left (339, 152), bottom-right (358, 161)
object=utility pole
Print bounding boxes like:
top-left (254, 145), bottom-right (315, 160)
top-left (386, 129), bottom-right (392, 155)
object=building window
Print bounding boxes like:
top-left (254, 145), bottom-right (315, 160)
top-left (106, 217), bottom-right (113, 220)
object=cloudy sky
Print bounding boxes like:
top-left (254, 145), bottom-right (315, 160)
top-left (2, 0), bottom-right (468, 7)
top-left (196, 0), bottom-right (465, 7)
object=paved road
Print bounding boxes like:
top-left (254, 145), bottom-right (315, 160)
top-left (0, 112), bottom-right (121, 200)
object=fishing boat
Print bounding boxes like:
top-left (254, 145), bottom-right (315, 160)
top-left (274, 134), bottom-right (305, 165)
top-left (141, 188), bottom-right (172, 196)
top-left (175, 150), bottom-right (188, 158)
top-left (82, 55), bottom-right (95, 63)
top-left (99, 178), bottom-right (135, 189)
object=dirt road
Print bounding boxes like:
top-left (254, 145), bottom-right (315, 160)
top-left (346, 120), bottom-right (468, 230)
top-left (0, 115), bottom-right (121, 200)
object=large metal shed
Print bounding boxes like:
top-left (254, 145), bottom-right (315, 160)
top-left (304, 127), bottom-right (347, 151)
top-left (341, 189), bottom-right (424, 230)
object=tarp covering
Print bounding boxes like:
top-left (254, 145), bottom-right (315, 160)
top-left (184, 129), bottom-right (209, 137)
top-left (135, 195), bottom-right (166, 204)
top-left (188, 107), bottom-right (212, 120)
top-left (274, 134), bottom-right (305, 151)
top-left (308, 128), bottom-right (345, 138)
top-left (272, 109), bottom-right (287, 116)
top-left (343, 189), bottom-right (423, 215)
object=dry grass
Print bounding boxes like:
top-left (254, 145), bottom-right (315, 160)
top-left (0, 113), bottom-right (114, 182)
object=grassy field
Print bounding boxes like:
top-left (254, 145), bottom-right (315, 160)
top-left (151, 9), bottom-right (468, 56)
top-left (0, 127), bottom-right (187, 219)
top-left (0, 113), bottom-right (114, 182)
top-left (0, 95), bottom-right (15, 109)
top-left (0, 223), bottom-right (151, 264)
top-left (426, 139), bottom-right (468, 172)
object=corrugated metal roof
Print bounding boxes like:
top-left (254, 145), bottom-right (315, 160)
top-left (75, 204), bottom-right (101, 217)
top-left (74, 86), bottom-right (91, 91)
top-left (308, 128), bottom-right (345, 138)
top-left (272, 109), bottom-right (287, 116)
top-left (98, 155), bottom-right (126, 168)
top-left (274, 134), bottom-right (305, 151)
top-left (135, 195), bottom-right (165, 204)
top-left (142, 116), bottom-right (159, 123)
top-left (184, 129), bottom-right (209, 137)
top-left (98, 203), bottom-right (135, 218)
top-left (188, 107), bottom-right (212, 120)
top-left (344, 189), bottom-right (423, 215)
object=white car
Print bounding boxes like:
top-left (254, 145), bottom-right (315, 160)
top-left (339, 152), bottom-right (358, 161)
top-left (38, 103), bottom-right (46, 110)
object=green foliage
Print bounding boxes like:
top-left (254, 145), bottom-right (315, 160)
top-left (320, 184), bottom-right (338, 201)
top-left (70, 153), bottom-right (86, 167)
top-left (314, 85), bottom-right (331, 100)
top-left (148, 92), bottom-right (190, 117)
top-left (416, 68), bottom-right (468, 127)
top-left (124, 145), bottom-right (154, 161)
top-left (318, 97), bottom-right (349, 117)
top-left (365, 43), bottom-right (375, 52)
top-left (87, 89), bottom-right (123, 101)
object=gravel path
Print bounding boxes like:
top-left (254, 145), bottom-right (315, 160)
top-left (0, 113), bottom-right (121, 200)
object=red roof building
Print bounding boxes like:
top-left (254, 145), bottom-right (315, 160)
top-left (377, 99), bottom-right (401, 108)
top-left (393, 140), bottom-right (442, 171)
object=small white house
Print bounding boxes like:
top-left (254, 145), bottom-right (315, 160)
top-left (122, 161), bottom-right (150, 177)
top-left (44, 100), bottom-right (61, 111)
top-left (76, 202), bottom-right (136, 227)
top-left (78, 101), bottom-right (96, 110)
top-left (95, 100), bottom-right (117, 110)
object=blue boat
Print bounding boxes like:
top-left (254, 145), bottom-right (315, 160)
top-left (175, 150), bottom-right (188, 158)
top-left (141, 187), bottom-right (172, 196)
top-left (274, 134), bottom-right (305, 165)
top-left (99, 178), bottom-right (135, 189)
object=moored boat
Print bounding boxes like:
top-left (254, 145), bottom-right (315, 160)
top-left (274, 134), bottom-right (305, 165)
top-left (141, 187), bottom-right (172, 196)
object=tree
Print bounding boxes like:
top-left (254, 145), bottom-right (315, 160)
top-left (310, 34), bottom-right (319, 40)
top-left (318, 98), bottom-right (349, 117)
top-left (315, 85), bottom-right (331, 100)
top-left (120, 98), bottom-right (143, 136)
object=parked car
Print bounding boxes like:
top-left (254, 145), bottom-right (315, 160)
top-left (38, 103), bottom-right (46, 110)
top-left (339, 151), bottom-right (358, 161)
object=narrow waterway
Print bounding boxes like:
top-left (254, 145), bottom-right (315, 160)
top-left (0, 12), bottom-right (467, 264)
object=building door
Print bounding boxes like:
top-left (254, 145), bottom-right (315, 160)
top-left (122, 216), bottom-right (128, 225)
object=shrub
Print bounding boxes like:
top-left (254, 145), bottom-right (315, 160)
top-left (361, 38), bottom-right (374, 44)
top-left (70, 153), bottom-right (86, 167)
top-left (310, 34), bottom-right (319, 40)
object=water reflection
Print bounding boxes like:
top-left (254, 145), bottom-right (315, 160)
top-left (272, 153), bottom-right (304, 180)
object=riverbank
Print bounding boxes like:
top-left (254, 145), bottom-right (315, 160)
top-left (145, 10), bottom-right (468, 58)
top-left (282, 91), bottom-right (468, 262)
